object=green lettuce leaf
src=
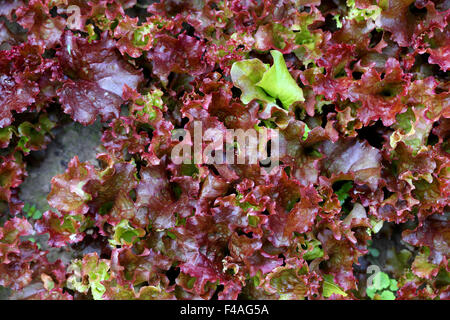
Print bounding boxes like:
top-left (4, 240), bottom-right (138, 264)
top-left (67, 254), bottom-right (111, 300)
top-left (231, 50), bottom-right (304, 108)
top-left (230, 58), bottom-right (275, 104)
top-left (109, 220), bottom-right (145, 246)
top-left (322, 274), bottom-right (348, 298)
top-left (256, 50), bottom-right (304, 108)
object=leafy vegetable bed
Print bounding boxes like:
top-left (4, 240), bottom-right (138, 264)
top-left (0, 0), bottom-right (448, 300)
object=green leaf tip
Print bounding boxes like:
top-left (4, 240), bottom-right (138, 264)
top-left (230, 58), bottom-right (275, 105)
top-left (109, 220), bottom-right (145, 246)
top-left (231, 50), bottom-right (304, 108)
top-left (322, 274), bottom-right (348, 298)
top-left (256, 50), bottom-right (305, 108)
